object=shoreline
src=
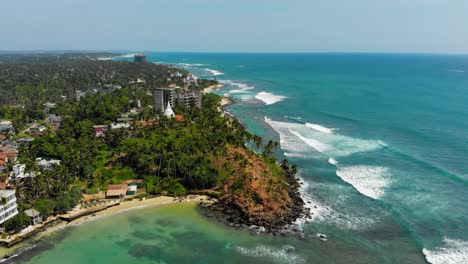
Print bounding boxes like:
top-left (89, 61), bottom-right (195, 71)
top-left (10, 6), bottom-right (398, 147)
top-left (203, 84), bottom-right (225, 94)
top-left (0, 195), bottom-right (211, 260)
top-left (202, 84), bottom-right (309, 235)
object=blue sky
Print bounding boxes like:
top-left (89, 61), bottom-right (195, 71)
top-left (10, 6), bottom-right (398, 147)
top-left (1, 0), bottom-right (468, 53)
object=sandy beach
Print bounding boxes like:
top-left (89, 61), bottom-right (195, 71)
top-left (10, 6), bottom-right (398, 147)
top-left (203, 84), bottom-right (225, 94)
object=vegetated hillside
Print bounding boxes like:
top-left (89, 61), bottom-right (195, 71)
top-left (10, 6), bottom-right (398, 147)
top-left (211, 145), bottom-right (304, 229)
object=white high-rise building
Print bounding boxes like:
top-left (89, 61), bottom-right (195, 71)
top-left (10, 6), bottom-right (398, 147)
top-left (0, 190), bottom-right (18, 225)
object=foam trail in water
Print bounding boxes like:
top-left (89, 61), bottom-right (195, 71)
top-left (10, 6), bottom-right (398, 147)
top-left (264, 117), bottom-right (386, 158)
top-left (336, 166), bottom-right (391, 199)
top-left (255, 92), bottom-right (286, 105)
top-left (305, 123), bottom-right (335, 134)
top-left (204, 68), bottom-right (224, 76)
top-left (289, 129), bottom-right (332, 153)
top-left (328, 158), bottom-right (338, 165)
top-left (422, 238), bottom-right (468, 264)
top-left (236, 245), bottom-right (306, 264)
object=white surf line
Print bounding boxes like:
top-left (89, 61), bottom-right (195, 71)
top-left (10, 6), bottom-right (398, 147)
top-left (423, 238), bottom-right (468, 264)
top-left (288, 129), bottom-right (332, 153)
top-left (305, 123), bottom-right (335, 134)
top-left (335, 165), bottom-right (391, 200)
top-left (204, 68), bottom-right (224, 76)
top-left (255, 91), bottom-right (287, 105)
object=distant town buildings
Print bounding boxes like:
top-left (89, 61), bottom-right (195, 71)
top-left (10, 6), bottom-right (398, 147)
top-left (110, 123), bottom-right (131, 130)
top-left (176, 90), bottom-right (202, 109)
top-left (154, 88), bottom-right (176, 113)
top-left (93, 125), bottom-right (108, 137)
top-left (0, 121), bottom-right (13, 133)
top-left (36, 158), bottom-right (61, 171)
top-left (10, 164), bottom-right (35, 179)
top-left (154, 87), bottom-right (202, 116)
top-left (134, 55), bottom-right (147, 63)
top-left (0, 189), bottom-right (18, 225)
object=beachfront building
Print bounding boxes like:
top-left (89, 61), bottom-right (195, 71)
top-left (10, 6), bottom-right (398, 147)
top-left (175, 90), bottom-right (202, 109)
top-left (24, 209), bottom-right (42, 225)
top-left (154, 87), bottom-right (175, 112)
top-left (0, 190), bottom-right (18, 225)
top-left (105, 184), bottom-right (127, 199)
top-left (36, 158), bottom-right (61, 171)
top-left (106, 180), bottom-right (144, 198)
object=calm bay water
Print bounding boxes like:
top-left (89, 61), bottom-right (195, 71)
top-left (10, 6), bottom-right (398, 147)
top-left (14, 53), bottom-right (468, 263)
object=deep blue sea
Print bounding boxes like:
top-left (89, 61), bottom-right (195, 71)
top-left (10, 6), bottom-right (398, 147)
top-left (149, 53), bottom-right (468, 263)
top-left (14, 53), bottom-right (468, 264)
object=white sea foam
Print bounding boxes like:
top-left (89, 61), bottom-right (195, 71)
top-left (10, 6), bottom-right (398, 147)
top-left (295, 172), bottom-right (330, 223)
top-left (236, 245), bottom-right (306, 264)
top-left (255, 92), bottom-right (286, 105)
top-left (305, 123), bottom-right (335, 134)
top-left (289, 129), bottom-right (333, 153)
top-left (264, 117), bottom-right (313, 156)
top-left (228, 89), bottom-right (251, 94)
top-left (328, 158), bottom-right (338, 165)
top-left (336, 166), bottom-right (391, 199)
top-left (264, 117), bottom-right (386, 158)
top-left (423, 238), bottom-right (468, 264)
top-left (296, 178), bottom-right (379, 230)
top-left (204, 68), bottom-right (225, 76)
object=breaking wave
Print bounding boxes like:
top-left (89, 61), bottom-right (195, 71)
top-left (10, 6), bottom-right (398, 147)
top-left (336, 166), bottom-right (391, 199)
top-left (423, 238), bottom-right (468, 264)
top-left (264, 117), bottom-right (386, 158)
top-left (289, 129), bottom-right (333, 153)
top-left (204, 68), bottom-right (224, 76)
top-left (305, 123), bottom-right (335, 134)
top-left (222, 80), bottom-right (256, 101)
top-left (255, 92), bottom-right (286, 105)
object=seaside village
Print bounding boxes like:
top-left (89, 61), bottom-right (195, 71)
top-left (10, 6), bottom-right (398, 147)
top-left (0, 55), bottom-right (206, 246)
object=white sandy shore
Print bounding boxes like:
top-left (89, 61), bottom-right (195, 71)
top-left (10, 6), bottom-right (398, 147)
top-left (203, 84), bottom-right (225, 94)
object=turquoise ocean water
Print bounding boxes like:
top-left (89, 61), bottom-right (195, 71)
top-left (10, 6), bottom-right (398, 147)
top-left (13, 53), bottom-right (468, 263)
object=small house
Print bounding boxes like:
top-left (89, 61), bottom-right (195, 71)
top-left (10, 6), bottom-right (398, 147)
top-left (93, 125), bottom-right (108, 137)
top-left (24, 209), bottom-right (42, 225)
top-left (105, 184), bottom-right (127, 199)
top-left (36, 158), bottom-right (61, 170)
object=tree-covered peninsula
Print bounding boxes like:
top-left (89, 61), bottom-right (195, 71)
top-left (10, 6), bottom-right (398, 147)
top-left (0, 53), bottom-right (306, 233)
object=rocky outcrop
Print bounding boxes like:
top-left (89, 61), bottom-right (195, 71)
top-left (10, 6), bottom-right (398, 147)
top-left (200, 147), bottom-right (310, 234)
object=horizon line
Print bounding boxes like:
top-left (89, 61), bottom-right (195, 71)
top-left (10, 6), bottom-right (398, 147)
top-left (1, 50), bottom-right (468, 56)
